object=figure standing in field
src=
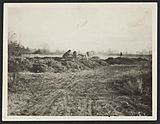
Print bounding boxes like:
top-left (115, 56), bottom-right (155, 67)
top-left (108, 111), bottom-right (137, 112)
top-left (73, 51), bottom-right (81, 70)
top-left (120, 52), bottom-right (123, 57)
top-left (73, 51), bottom-right (78, 61)
top-left (86, 52), bottom-right (90, 59)
top-left (62, 50), bottom-right (73, 69)
top-left (62, 50), bottom-right (72, 60)
top-left (86, 52), bottom-right (89, 57)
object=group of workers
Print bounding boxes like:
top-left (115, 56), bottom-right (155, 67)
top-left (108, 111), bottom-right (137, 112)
top-left (62, 50), bottom-right (79, 61)
top-left (62, 50), bottom-right (91, 61)
top-left (62, 50), bottom-right (123, 61)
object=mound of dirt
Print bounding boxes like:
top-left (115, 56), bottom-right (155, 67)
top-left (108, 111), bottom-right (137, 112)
top-left (30, 63), bottom-right (49, 73)
top-left (79, 59), bottom-right (102, 69)
top-left (8, 56), bottom-right (150, 73)
top-left (105, 57), bottom-right (148, 65)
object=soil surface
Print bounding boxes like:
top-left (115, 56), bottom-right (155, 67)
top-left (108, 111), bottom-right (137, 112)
top-left (8, 65), bottom-right (152, 116)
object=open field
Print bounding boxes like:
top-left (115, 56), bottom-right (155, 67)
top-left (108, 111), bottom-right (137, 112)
top-left (8, 63), bottom-right (152, 116)
top-left (6, 3), bottom-right (155, 118)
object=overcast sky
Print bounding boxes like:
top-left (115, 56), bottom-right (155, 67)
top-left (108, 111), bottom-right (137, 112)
top-left (6, 3), bottom-right (155, 53)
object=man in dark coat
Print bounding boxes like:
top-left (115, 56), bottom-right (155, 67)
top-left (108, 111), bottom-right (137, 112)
top-left (62, 50), bottom-right (72, 59)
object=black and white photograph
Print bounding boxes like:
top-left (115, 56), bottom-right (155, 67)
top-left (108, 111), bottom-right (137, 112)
top-left (2, 3), bottom-right (157, 121)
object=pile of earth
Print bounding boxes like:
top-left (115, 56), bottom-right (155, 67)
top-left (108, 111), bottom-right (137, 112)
top-left (8, 56), bottom-right (150, 73)
top-left (8, 56), bottom-right (108, 73)
top-left (105, 57), bottom-right (150, 65)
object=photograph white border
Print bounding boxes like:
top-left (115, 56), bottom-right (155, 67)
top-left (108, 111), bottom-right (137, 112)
top-left (2, 2), bottom-right (157, 121)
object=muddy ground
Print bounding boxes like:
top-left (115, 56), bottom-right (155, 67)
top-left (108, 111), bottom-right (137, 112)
top-left (8, 61), bottom-right (152, 116)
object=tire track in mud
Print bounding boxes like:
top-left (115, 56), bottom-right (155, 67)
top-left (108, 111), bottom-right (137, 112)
top-left (28, 74), bottom-right (78, 115)
top-left (21, 66), bottom-right (148, 115)
top-left (31, 71), bottom-right (124, 115)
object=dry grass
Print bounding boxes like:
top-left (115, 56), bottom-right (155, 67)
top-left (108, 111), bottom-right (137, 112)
top-left (8, 65), bottom-right (152, 116)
